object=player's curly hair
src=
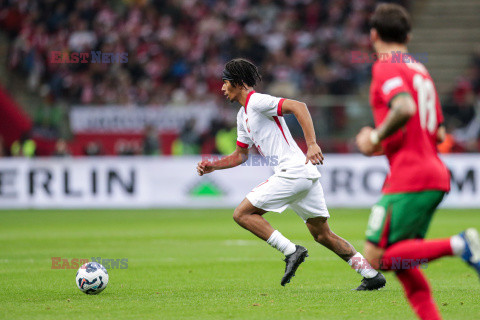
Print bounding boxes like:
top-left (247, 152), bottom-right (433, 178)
top-left (223, 58), bottom-right (261, 89)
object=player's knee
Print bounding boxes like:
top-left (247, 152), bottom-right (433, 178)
top-left (364, 251), bottom-right (378, 265)
top-left (232, 208), bottom-right (245, 225)
top-left (364, 242), bottom-right (384, 269)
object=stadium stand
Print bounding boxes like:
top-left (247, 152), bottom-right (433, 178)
top-left (3, 0), bottom-right (381, 105)
top-left (1, 0), bottom-right (478, 155)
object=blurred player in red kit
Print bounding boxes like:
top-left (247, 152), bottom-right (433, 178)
top-left (356, 4), bottom-right (480, 320)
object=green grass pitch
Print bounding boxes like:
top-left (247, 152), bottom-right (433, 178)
top-left (1, 208), bottom-right (479, 319)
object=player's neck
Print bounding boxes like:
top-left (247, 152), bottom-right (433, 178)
top-left (375, 42), bottom-right (408, 55)
top-left (238, 87), bottom-right (255, 107)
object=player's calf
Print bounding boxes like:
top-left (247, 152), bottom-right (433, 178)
top-left (232, 199), bottom-right (272, 241)
top-left (306, 218), bottom-right (381, 286)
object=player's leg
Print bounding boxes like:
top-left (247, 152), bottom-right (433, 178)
top-left (363, 240), bottom-right (455, 272)
top-left (233, 197), bottom-right (272, 241)
top-left (363, 191), bottom-right (480, 319)
top-left (236, 176), bottom-right (299, 250)
top-left (363, 230), bottom-right (480, 320)
top-left (458, 228), bottom-right (480, 279)
top-left (304, 216), bottom-right (385, 289)
top-left (234, 196), bottom-right (298, 256)
top-left (240, 176), bottom-right (313, 286)
top-left (396, 268), bottom-right (442, 320)
top-left (234, 196), bottom-right (308, 287)
top-left (291, 178), bottom-right (385, 289)
top-left (363, 242), bottom-right (442, 320)
top-left (376, 231), bottom-right (480, 275)
top-left (363, 242), bottom-right (384, 269)
top-left (365, 191), bottom-right (474, 271)
top-left (304, 216), bottom-right (356, 261)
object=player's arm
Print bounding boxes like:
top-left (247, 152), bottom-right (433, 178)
top-left (196, 145), bottom-right (249, 176)
top-left (375, 93), bottom-right (416, 141)
top-left (282, 99), bottom-right (324, 165)
top-left (356, 93), bottom-right (416, 156)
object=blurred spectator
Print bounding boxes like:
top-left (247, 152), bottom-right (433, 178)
top-left (452, 100), bottom-right (480, 152)
top-left (437, 133), bottom-right (456, 154)
top-left (442, 46), bottom-right (480, 152)
top-left (172, 119), bottom-right (200, 155)
top-left (142, 124), bottom-right (160, 155)
top-left (0, 136), bottom-right (6, 157)
top-left (3, 0), bottom-right (381, 106)
top-left (53, 138), bottom-right (70, 157)
top-left (11, 131), bottom-right (36, 157)
top-left (116, 142), bottom-right (137, 156)
top-left (10, 1), bottom-right (478, 154)
top-left (83, 141), bottom-right (102, 156)
top-left (215, 120), bottom-right (237, 155)
top-left (443, 78), bottom-right (476, 129)
top-left (32, 99), bottom-right (63, 139)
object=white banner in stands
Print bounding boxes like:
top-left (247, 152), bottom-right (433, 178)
top-left (0, 155), bottom-right (478, 209)
top-left (70, 104), bottom-right (220, 133)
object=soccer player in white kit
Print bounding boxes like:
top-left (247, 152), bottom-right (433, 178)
top-left (197, 58), bottom-right (385, 289)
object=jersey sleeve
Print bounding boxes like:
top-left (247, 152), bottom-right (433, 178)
top-left (249, 93), bottom-right (285, 117)
top-left (373, 63), bottom-right (411, 107)
top-left (236, 112), bottom-right (253, 149)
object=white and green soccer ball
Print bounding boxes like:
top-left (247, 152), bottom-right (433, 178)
top-left (76, 262), bottom-right (109, 294)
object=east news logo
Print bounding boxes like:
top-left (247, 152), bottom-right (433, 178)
top-left (51, 257), bottom-right (128, 269)
top-left (50, 51), bottom-right (128, 64)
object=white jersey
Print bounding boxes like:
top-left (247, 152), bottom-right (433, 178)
top-left (236, 91), bottom-right (320, 179)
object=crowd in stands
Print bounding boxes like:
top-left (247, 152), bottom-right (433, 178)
top-left (0, 0), bottom-right (478, 156)
top-left (2, 0), bottom-right (383, 106)
top-left (440, 45), bottom-right (480, 153)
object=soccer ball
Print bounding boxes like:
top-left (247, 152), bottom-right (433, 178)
top-left (76, 262), bottom-right (109, 294)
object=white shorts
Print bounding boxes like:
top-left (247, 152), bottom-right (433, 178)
top-left (246, 175), bottom-right (330, 222)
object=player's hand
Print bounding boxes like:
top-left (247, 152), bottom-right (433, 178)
top-left (197, 161), bottom-right (215, 176)
top-left (356, 127), bottom-right (382, 156)
top-left (305, 143), bottom-right (324, 165)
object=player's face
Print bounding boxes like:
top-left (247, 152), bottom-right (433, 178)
top-left (222, 80), bottom-right (240, 103)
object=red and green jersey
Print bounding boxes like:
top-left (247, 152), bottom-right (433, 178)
top-left (369, 54), bottom-right (450, 194)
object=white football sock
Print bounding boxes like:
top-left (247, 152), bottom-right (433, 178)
top-left (267, 230), bottom-right (296, 256)
top-left (450, 235), bottom-right (465, 256)
top-left (348, 252), bottom-right (378, 279)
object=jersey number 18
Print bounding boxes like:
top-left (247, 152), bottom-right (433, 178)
top-left (413, 74), bottom-right (437, 134)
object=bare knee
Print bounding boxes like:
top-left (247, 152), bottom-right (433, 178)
top-left (306, 217), bottom-right (333, 245)
top-left (364, 242), bottom-right (384, 269)
top-left (233, 208), bottom-right (246, 225)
